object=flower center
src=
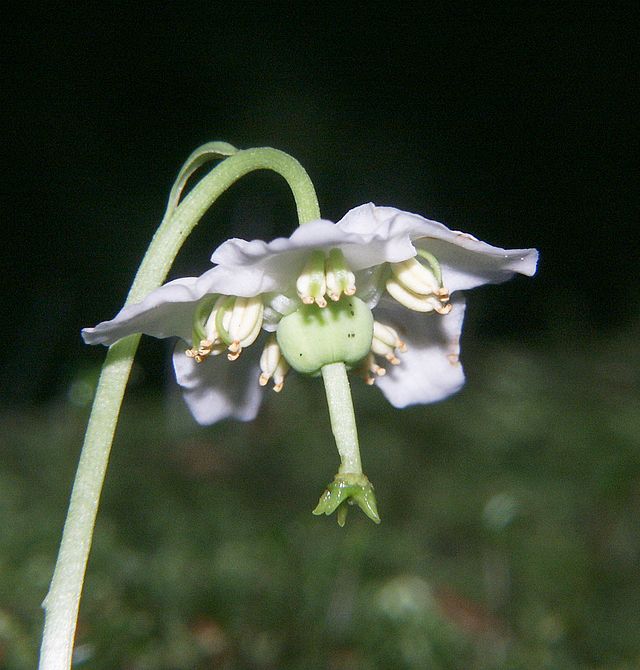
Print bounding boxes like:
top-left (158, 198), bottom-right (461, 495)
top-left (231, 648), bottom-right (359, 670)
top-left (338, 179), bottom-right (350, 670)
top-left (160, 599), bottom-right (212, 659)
top-left (386, 249), bottom-right (451, 314)
top-left (276, 295), bottom-right (374, 376)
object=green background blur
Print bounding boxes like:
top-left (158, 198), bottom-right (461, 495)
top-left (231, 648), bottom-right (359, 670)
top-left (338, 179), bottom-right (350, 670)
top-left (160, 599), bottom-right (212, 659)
top-left (2, 4), bottom-right (638, 669)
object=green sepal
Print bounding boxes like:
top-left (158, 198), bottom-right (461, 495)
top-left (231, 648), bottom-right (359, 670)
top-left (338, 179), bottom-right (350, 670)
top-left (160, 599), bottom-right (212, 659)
top-left (313, 473), bottom-right (381, 526)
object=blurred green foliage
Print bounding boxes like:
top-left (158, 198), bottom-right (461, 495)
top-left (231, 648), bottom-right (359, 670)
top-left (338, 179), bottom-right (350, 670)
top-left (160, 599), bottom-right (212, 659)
top-left (1, 327), bottom-right (639, 669)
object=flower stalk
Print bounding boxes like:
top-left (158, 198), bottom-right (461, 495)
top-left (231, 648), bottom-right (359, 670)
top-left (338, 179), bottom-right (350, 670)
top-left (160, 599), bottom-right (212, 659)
top-left (313, 362), bottom-right (381, 526)
top-left (320, 362), bottom-right (362, 474)
top-left (39, 145), bottom-right (320, 670)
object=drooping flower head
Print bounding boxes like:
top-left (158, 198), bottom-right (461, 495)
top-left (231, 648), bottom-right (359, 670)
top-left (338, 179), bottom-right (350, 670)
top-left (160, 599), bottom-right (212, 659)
top-left (83, 203), bottom-right (537, 423)
top-left (43, 145), bottom-right (537, 670)
top-left (83, 202), bottom-right (537, 524)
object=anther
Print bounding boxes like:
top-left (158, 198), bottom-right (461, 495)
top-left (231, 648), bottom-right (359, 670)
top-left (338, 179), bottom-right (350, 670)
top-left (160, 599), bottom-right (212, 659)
top-left (296, 249), bottom-right (357, 307)
top-left (390, 258), bottom-right (440, 295)
top-left (296, 250), bottom-right (327, 307)
top-left (372, 321), bottom-right (407, 365)
top-left (386, 251), bottom-right (451, 314)
top-left (325, 248), bottom-right (356, 302)
top-left (186, 296), bottom-right (229, 362)
top-left (271, 358), bottom-right (288, 392)
top-left (386, 277), bottom-right (450, 313)
top-left (259, 335), bottom-right (289, 391)
top-left (361, 353), bottom-right (387, 385)
top-left (215, 296), bottom-right (264, 360)
top-left (186, 339), bottom-right (213, 363)
top-left (434, 302), bottom-right (453, 315)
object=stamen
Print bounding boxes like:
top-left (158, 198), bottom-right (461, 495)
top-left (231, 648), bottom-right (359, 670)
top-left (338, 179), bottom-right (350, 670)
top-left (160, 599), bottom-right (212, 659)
top-left (186, 296), bottom-right (227, 362)
top-left (259, 334), bottom-right (289, 391)
top-left (373, 322), bottom-right (407, 353)
top-left (390, 258), bottom-right (440, 296)
top-left (296, 250), bottom-right (327, 308)
top-left (434, 302), bottom-right (453, 315)
top-left (214, 296), bottom-right (265, 360)
top-left (386, 276), bottom-right (452, 313)
top-left (386, 250), bottom-right (451, 314)
top-left (325, 248), bottom-right (356, 302)
top-left (363, 321), bottom-right (409, 382)
top-left (191, 295), bottom-right (219, 345)
top-left (272, 358), bottom-right (288, 392)
top-left (296, 249), bottom-right (357, 307)
top-left (361, 353), bottom-right (388, 385)
top-left (416, 249), bottom-right (444, 285)
top-left (185, 338), bottom-right (227, 363)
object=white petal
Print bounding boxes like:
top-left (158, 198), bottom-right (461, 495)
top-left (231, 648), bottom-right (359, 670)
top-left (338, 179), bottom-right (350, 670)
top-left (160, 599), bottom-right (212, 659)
top-left (172, 341), bottom-right (263, 425)
top-left (373, 296), bottom-right (466, 407)
top-left (209, 218), bottom-right (417, 297)
top-left (340, 204), bottom-right (538, 292)
top-left (81, 267), bottom-right (230, 346)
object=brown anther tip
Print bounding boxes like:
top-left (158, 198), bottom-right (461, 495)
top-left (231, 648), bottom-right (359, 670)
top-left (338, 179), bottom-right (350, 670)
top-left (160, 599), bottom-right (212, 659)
top-left (364, 376), bottom-right (376, 386)
top-left (227, 350), bottom-right (241, 361)
top-left (301, 295), bottom-right (315, 305)
top-left (386, 354), bottom-right (401, 365)
top-left (185, 349), bottom-right (196, 358)
top-left (228, 340), bottom-right (241, 353)
top-left (273, 382), bottom-right (284, 393)
top-left (376, 367), bottom-right (386, 377)
top-left (344, 286), bottom-right (356, 296)
top-left (436, 303), bottom-right (453, 315)
top-left (258, 374), bottom-right (269, 386)
top-left (329, 292), bottom-right (341, 301)
top-left (315, 297), bottom-right (328, 308)
top-left (396, 340), bottom-right (408, 353)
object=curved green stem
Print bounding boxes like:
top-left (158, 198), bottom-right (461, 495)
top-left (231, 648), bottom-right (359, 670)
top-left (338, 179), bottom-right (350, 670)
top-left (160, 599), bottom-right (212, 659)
top-left (39, 145), bottom-right (320, 670)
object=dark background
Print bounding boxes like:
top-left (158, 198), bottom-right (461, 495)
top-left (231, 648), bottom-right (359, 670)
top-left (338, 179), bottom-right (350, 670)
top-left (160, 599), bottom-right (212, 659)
top-left (2, 4), bottom-right (639, 669)
top-left (3, 3), bottom-right (636, 403)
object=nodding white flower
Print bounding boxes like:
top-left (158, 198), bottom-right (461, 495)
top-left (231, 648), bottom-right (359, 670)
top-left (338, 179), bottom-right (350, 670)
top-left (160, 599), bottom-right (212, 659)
top-left (82, 203), bottom-right (538, 425)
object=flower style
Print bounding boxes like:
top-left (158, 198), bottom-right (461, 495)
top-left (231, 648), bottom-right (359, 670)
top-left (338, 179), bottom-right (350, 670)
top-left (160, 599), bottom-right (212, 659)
top-left (83, 203), bottom-right (537, 523)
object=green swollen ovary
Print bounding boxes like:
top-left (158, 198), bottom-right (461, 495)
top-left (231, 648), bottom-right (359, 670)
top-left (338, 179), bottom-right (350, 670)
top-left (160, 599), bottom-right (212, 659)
top-left (276, 296), bottom-right (374, 375)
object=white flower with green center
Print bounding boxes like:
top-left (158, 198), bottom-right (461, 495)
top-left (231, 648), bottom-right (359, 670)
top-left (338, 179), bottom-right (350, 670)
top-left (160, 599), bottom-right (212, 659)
top-left (83, 202), bottom-right (537, 524)
top-left (43, 144), bottom-right (537, 670)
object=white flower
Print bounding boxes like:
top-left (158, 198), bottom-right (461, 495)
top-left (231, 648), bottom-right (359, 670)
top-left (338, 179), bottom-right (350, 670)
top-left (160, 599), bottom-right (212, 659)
top-left (82, 203), bottom-right (538, 424)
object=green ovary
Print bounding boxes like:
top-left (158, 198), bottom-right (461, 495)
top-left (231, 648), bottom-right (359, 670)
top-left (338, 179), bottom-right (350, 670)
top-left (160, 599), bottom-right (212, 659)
top-left (276, 296), bottom-right (374, 375)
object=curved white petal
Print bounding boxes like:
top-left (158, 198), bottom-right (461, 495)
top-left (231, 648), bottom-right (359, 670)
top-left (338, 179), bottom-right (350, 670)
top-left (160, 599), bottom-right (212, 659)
top-left (372, 296), bottom-right (466, 407)
top-left (208, 218), bottom-right (417, 298)
top-left (84, 203), bottom-right (537, 349)
top-left (81, 266), bottom-right (233, 345)
top-left (340, 204), bottom-right (538, 292)
top-left (172, 342), bottom-right (263, 425)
